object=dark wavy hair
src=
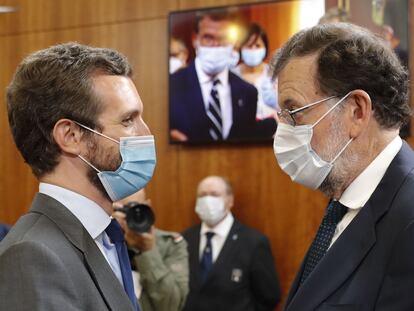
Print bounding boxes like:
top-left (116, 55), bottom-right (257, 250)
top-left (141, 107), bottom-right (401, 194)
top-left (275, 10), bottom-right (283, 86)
top-left (270, 23), bottom-right (410, 130)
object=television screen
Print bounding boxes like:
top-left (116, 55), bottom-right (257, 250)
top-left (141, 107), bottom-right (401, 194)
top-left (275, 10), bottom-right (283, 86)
top-left (168, 0), bottom-right (409, 144)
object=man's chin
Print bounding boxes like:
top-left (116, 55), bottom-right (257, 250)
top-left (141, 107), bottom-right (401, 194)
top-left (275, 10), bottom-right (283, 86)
top-left (319, 174), bottom-right (338, 198)
top-left (87, 169), bottom-right (113, 202)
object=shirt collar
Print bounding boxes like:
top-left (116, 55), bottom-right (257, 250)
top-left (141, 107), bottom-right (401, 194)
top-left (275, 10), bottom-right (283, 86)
top-left (195, 57), bottom-right (229, 86)
top-left (200, 212), bottom-right (234, 238)
top-left (339, 136), bottom-right (402, 209)
top-left (39, 183), bottom-right (111, 239)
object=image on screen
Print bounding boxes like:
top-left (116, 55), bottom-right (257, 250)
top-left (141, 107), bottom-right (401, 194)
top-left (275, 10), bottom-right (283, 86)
top-left (168, 0), bottom-right (409, 144)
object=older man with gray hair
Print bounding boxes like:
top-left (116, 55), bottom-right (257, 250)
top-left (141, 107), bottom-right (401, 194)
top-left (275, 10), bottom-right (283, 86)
top-left (271, 22), bottom-right (413, 310)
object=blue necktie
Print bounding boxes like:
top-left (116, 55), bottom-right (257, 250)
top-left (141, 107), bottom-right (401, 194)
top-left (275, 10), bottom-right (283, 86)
top-left (105, 219), bottom-right (140, 310)
top-left (200, 231), bottom-right (215, 282)
top-left (300, 200), bottom-right (347, 285)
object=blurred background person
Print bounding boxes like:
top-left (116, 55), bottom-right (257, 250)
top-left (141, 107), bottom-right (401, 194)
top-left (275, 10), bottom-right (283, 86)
top-left (381, 24), bottom-right (408, 68)
top-left (234, 23), bottom-right (278, 120)
top-left (0, 224), bottom-right (10, 242)
top-left (170, 37), bottom-right (189, 74)
top-left (182, 175), bottom-right (280, 311)
top-left (170, 10), bottom-right (258, 143)
top-left (114, 189), bottom-right (189, 311)
top-left (228, 47), bottom-right (240, 71)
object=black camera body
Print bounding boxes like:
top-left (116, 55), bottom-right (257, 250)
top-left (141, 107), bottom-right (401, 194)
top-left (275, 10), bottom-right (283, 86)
top-left (114, 202), bottom-right (155, 233)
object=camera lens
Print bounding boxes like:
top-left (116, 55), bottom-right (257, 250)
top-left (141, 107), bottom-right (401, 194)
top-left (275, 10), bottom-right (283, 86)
top-left (124, 202), bottom-right (155, 233)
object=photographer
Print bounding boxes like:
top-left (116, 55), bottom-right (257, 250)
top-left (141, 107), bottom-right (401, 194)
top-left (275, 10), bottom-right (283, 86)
top-left (113, 190), bottom-right (189, 311)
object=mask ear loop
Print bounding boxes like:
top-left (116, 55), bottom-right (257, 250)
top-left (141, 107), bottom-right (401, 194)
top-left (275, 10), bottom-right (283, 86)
top-left (330, 138), bottom-right (354, 164)
top-left (312, 91), bottom-right (353, 128)
top-left (73, 121), bottom-right (120, 144)
top-left (73, 120), bottom-right (118, 173)
top-left (78, 155), bottom-right (101, 173)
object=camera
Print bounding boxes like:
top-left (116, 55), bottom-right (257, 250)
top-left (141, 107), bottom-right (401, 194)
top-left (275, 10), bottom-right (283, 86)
top-left (114, 202), bottom-right (155, 233)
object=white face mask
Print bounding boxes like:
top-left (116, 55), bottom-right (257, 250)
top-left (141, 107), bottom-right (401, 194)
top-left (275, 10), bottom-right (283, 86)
top-left (273, 93), bottom-right (353, 189)
top-left (170, 56), bottom-right (184, 74)
top-left (241, 47), bottom-right (266, 67)
top-left (196, 44), bottom-right (233, 75)
top-left (195, 196), bottom-right (227, 227)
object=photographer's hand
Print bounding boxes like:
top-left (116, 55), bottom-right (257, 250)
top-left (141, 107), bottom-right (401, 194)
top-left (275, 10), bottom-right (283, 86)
top-left (125, 226), bottom-right (155, 252)
top-left (112, 210), bottom-right (156, 252)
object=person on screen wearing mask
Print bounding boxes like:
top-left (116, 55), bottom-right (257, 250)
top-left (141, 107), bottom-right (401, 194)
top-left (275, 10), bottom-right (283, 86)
top-left (113, 189), bottom-right (189, 311)
top-left (234, 23), bottom-right (278, 120)
top-left (170, 37), bottom-right (189, 74)
top-left (182, 175), bottom-right (280, 311)
top-left (271, 23), bottom-right (414, 310)
top-left (0, 42), bottom-right (156, 310)
top-left (170, 10), bottom-right (258, 143)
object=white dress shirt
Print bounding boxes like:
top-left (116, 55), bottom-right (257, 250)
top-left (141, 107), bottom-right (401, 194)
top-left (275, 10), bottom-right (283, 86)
top-left (195, 58), bottom-right (233, 139)
top-left (199, 212), bottom-right (234, 263)
top-left (39, 183), bottom-right (124, 286)
top-left (329, 136), bottom-right (402, 247)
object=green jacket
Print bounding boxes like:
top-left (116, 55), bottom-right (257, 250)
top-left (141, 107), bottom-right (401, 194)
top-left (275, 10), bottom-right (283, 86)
top-left (133, 229), bottom-right (189, 311)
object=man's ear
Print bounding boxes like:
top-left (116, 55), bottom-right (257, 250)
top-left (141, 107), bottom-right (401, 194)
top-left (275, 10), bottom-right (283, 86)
top-left (227, 194), bottom-right (234, 210)
top-left (52, 119), bottom-right (84, 155)
top-left (347, 90), bottom-right (373, 139)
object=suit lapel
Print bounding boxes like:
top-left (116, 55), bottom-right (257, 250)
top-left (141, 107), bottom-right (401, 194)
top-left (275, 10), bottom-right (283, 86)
top-left (186, 225), bottom-right (203, 288)
top-left (82, 235), bottom-right (135, 311)
top-left (188, 62), bottom-right (211, 132)
top-left (286, 141), bottom-right (414, 311)
top-left (286, 205), bottom-right (376, 311)
top-left (228, 73), bottom-right (244, 132)
top-left (30, 193), bottom-right (134, 311)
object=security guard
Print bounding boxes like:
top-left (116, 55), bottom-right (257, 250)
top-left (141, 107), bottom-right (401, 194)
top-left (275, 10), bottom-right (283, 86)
top-left (113, 190), bottom-right (189, 311)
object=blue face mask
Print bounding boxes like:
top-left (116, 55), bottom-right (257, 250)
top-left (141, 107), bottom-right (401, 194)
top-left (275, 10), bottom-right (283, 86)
top-left (75, 122), bottom-right (156, 202)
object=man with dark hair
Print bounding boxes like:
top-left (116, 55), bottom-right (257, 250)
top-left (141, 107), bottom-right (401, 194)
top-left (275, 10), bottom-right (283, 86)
top-left (183, 175), bottom-right (280, 311)
top-left (0, 42), bottom-right (156, 310)
top-left (271, 23), bottom-right (413, 310)
top-left (170, 10), bottom-right (259, 143)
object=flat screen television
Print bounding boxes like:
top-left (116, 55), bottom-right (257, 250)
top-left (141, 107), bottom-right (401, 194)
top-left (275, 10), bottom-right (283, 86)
top-left (168, 0), bottom-right (409, 144)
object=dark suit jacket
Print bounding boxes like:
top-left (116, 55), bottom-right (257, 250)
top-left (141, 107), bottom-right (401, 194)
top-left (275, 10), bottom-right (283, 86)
top-left (182, 219), bottom-right (280, 311)
top-left (0, 224), bottom-right (10, 242)
top-left (285, 141), bottom-right (414, 311)
top-left (0, 193), bottom-right (135, 311)
top-left (170, 62), bottom-right (259, 143)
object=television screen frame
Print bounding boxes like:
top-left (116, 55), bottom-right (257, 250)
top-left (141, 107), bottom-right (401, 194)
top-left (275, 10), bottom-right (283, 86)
top-left (168, 0), bottom-right (410, 145)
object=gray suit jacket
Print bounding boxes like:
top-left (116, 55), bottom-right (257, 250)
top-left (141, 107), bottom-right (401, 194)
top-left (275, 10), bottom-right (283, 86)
top-left (0, 193), bottom-right (135, 311)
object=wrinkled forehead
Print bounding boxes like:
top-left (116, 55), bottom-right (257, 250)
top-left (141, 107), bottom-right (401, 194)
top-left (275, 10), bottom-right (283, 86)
top-left (277, 54), bottom-right (323, 107)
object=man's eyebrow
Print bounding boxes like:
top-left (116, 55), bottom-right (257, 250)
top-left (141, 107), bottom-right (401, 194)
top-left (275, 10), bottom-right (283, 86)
top-left (119, 109), bottom-right (140, 120)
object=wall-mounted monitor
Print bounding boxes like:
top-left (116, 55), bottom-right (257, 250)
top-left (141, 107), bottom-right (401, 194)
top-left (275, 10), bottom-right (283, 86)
top-left (168, 0), bottom-right (409, 144)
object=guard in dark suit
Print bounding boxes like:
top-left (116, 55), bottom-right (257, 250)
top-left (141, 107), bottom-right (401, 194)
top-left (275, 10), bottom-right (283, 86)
top-left (271, 23), bottom-right (414, 309)
top-left (183, 176), bottom-right (280, 311)
top-left (170, 61), bottom-right (258, 143)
